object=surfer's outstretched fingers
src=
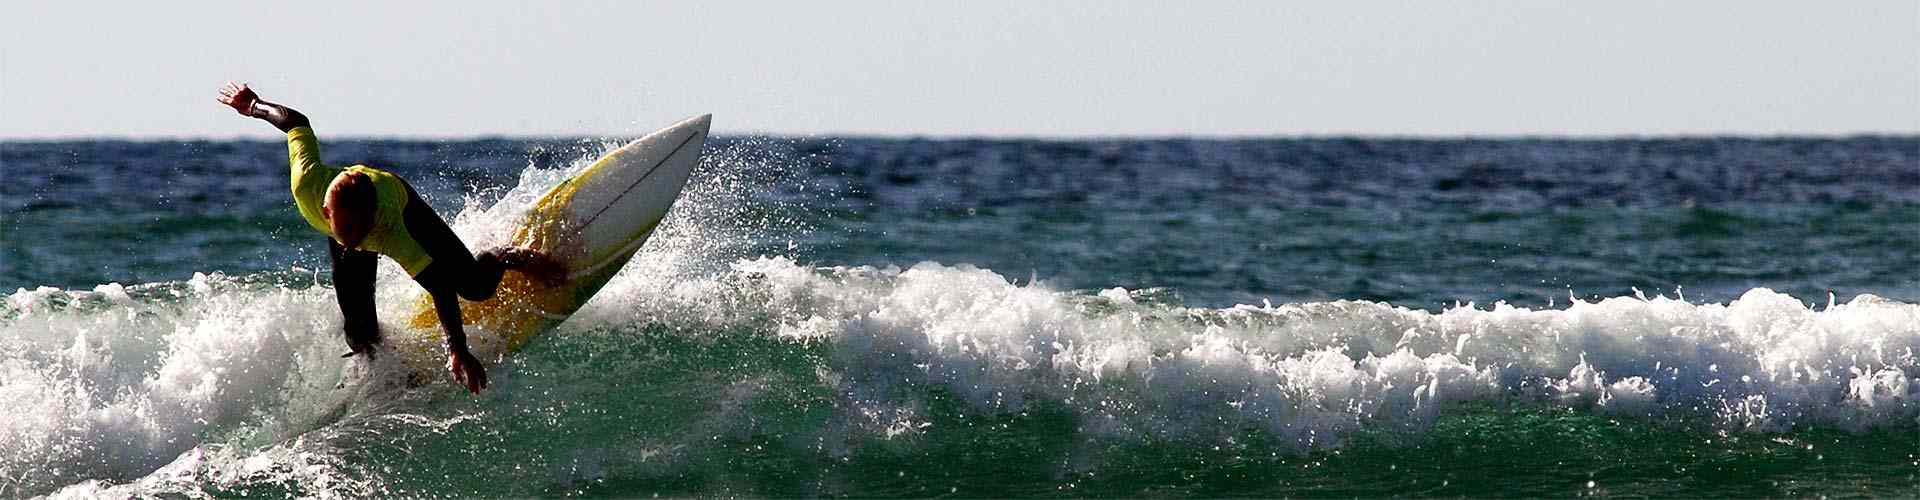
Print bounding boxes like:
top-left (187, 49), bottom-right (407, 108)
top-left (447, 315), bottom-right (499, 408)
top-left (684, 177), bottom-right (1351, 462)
top-left (448, 349), bottom-right (488, 394)
top-left (216, 82), bottom-right (257, 115)
top-left (448, 353), bottom-right (468, 392)
top-left (342, 341), bottom-right (378, 360)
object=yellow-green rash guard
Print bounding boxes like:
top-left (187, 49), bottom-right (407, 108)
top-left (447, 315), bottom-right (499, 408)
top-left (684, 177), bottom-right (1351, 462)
top-left (287, 126), bottom-right (435, 276)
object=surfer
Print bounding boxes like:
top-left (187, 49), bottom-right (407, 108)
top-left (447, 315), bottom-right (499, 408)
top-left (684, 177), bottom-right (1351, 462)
top-left (216, 82), bottom-right (560, 394)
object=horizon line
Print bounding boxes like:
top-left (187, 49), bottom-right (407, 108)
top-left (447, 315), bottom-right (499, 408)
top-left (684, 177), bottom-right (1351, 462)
top-left (6, 129), bottom-right (1919, 143)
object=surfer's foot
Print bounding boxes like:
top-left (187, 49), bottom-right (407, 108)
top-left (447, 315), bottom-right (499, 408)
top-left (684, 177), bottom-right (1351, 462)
top-left (485, 247), bottom-right (566, 285)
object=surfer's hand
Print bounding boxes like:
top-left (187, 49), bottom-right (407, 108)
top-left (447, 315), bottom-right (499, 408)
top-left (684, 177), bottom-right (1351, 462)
top-left (448, 348), bottom-right (488, 394)
top-left (216, 82), bottom-right (259, 117)
top-left (340, 341), bottom-right (379, 360)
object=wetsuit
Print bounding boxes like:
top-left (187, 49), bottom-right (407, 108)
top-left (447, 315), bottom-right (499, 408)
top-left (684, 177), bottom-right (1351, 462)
top-left (287, 126), bottom-right (509, 354)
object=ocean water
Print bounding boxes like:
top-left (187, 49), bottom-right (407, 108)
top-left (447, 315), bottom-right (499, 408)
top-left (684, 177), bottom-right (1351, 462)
top-left (2, 135), bottom-right (1917, 498)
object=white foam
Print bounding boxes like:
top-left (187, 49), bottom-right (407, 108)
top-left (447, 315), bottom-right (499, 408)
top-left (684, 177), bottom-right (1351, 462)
top-left (1, 274), bottom-right (366, 496)
top-left (10, 259), bottom-right (1918, 496)
top-left (46, 442), bottom-right (378, 500)
top-left (656, 257), bottom-right (1920, 450)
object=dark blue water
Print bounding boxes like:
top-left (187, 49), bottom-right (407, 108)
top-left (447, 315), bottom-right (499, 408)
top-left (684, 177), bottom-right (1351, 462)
top-left (3, 135), bottom-right (1917, 497)
top-left (9, 137), bottom-right (1917, 307)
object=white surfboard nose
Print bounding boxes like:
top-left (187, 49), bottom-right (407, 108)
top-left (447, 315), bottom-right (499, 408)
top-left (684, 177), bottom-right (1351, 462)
top-left (677, 113), bottom-right (713, 134)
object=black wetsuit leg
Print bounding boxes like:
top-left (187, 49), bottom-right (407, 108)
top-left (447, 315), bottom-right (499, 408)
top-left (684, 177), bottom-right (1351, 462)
top-left (400, 181), bottom-right (508, 301)
top-left (330, 238), bottom-right (382, 355)
top-left (398, 181), bottom-right (516, 358)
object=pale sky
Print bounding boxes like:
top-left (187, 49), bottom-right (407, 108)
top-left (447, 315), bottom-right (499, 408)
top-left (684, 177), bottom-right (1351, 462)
top-left (4, 1), bottom-right (1916, 139)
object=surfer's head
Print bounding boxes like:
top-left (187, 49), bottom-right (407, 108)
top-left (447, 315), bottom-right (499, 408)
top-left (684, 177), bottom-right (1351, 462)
top-left (322, 170), bottom-right (377, 249)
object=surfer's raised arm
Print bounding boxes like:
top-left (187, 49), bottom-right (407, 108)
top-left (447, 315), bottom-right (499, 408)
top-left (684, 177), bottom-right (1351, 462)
top-left (216, 82), bottom-right (309, 132)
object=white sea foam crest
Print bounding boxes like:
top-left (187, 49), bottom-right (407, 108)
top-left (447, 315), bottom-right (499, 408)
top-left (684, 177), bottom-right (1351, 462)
top-left (709, 257), bottom-right (1920, 449)
top-left (6, 262), bottom-right (1917, 496)
top-left (1, 275), bottom-right (361, 497)
top-left (44, 441), bottom-right (378, 500)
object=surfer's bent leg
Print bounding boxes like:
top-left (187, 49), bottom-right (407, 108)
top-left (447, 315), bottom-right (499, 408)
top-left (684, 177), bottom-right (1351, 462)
top-left (330, 239), bottom-right (382, 357)
top-left (399, 183), bottom-right (561, 300)
top-left (399, 187), bottom-right (512, 301)
top-left (404, 204), bottom-right (495, 394)
top-left (413, 246), bottom-right (557, 301)
top-left (412, 254), bottom-right (507, 302)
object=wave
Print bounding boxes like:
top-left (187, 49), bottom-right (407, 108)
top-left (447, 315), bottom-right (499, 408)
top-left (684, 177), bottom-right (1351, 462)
top-left (8, 258), bottom-right (1917, 496)
top-left (6, 138), bottom-right (1916, 497)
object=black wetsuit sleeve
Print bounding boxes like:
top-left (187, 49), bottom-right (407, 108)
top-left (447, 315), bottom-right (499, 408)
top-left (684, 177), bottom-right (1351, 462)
top-left (330, 238), bottom-right (383, 356)
top-left (428, 286), bottom-right (471, 352)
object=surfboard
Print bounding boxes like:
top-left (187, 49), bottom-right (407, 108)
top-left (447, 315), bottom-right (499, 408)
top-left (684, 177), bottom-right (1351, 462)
top-left (395, 114), bottom-right (713, 376)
